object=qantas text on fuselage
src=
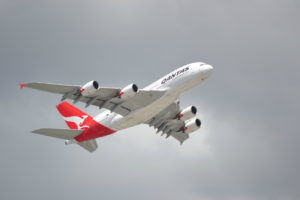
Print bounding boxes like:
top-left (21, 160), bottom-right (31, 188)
top-left (20, 62), bottom-right (213, 152)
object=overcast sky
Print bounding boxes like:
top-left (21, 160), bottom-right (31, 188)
top-left (1, 0), bottom-right (299, 200)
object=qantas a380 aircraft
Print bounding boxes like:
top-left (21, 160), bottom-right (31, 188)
top-left (20, 62), bottom-right (213, 152)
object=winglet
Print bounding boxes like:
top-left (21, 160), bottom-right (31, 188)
top-left (19, 83), bottom-right (25, 89)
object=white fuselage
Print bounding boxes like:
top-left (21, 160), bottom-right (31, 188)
top-left (94, 62), bottom-right (213, 131)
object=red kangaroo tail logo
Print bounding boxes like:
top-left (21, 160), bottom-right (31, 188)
top-left (56, 101), bottom-right (92, 130)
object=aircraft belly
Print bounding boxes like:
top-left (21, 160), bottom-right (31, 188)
top-left (106, 93), bottom-right (178, 131)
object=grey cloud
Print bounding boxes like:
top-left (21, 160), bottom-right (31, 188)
top-left (0, 0), bottom-right (299, 200)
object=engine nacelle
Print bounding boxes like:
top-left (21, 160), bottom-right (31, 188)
top-left (119, 84), bottom-right (138, 100)
top-left (178, 106), bottom-right (197, 121)
top-left (80, 80), bottom-right (99, 96)
top-left (182, 118), bottom-right (201, 134)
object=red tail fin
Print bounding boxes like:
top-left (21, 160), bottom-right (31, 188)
top-left (56, 101), bottom-right (92, 130)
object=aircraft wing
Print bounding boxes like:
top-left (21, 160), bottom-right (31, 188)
top-left (144, 101), bottom-right (190, 144)
top-left (21, 82), bottom-right (166, 116)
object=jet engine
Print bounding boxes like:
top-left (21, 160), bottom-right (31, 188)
top-left (178, 106), bottom-right (197, 121)
top-left (182, 118), bottom-right (201, 134)
top-left (80, 80), bottom-right (99, 96)
top-left (119, 84), bottom-right (138, 100)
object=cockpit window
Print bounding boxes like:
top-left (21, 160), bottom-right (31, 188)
top-left (200, 63), bottom-right (205, 66)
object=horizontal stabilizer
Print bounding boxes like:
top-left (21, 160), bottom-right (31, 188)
top-left (78, 139), bottom-right (98, 152)
top-left (32, 128), bottom-right (82, 140)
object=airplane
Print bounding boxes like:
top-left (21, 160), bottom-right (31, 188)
top-left (20, 62), bottom-right (213, 152)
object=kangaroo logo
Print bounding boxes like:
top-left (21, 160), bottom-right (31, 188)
top-left (62, 115), bottom-right (90, 130)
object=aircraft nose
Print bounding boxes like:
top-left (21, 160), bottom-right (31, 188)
top-left (201, 64), bottom-right (213, 78)
top-left (204, 64), bottom-right (213, 71)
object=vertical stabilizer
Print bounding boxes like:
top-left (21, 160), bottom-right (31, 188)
top-left (56, 101), bottom-right (92, 130)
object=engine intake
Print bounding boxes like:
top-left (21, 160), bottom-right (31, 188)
top-left (119, 84), bottom-right (139, 100)
top-left (178, 106), bottom-right (197, 121)
top-left (182, 118), bottom-right (201, 134)
top-left (80, 80), bottom-right (99, 96)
